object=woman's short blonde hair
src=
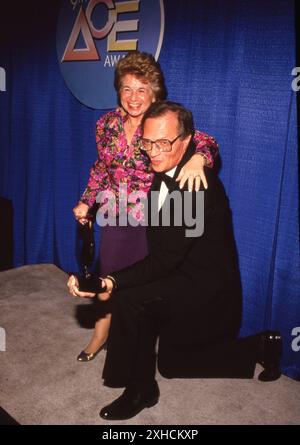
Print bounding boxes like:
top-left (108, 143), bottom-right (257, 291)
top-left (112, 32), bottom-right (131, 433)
top-left (114, 51), bottom-right (167, 101)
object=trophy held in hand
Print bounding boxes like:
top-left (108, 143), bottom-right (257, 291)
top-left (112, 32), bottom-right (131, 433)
top-left (76, 217), bottom-right (106, 294)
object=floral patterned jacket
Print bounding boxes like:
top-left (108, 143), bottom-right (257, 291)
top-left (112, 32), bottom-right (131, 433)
top-left (80, 108), bottom-right (218, 218)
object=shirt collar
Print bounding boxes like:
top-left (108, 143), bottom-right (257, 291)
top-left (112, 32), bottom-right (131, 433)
top-left (165, 166), bottom-right (177, 178)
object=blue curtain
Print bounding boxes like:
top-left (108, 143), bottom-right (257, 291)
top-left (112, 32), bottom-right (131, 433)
top-left (0, 0), bottom-right (299, 380)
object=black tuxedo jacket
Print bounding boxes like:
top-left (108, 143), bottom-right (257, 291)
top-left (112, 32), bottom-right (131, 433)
top-left (111, 141), bottom-right (242, 373)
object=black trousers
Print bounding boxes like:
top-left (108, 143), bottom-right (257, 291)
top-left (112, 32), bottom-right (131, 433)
top-left (102, 285), bottom-right (258, 390)
top-left (102, 287), bottom-right (164, 390)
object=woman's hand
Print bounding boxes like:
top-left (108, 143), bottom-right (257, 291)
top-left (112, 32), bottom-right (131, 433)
top-left (176, 153), bottom-right (207, 192)
top-left (67, 275), bottom-right (95, 298)
top-left (73, 202), bottom-right (89, 225)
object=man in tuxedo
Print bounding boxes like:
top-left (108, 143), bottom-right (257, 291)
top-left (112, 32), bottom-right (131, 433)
top-left (69, 101), bottom-right (282, 420)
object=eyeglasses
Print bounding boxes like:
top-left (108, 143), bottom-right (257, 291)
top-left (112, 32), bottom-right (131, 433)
top-left (140, 134), bottom-right (182, 152)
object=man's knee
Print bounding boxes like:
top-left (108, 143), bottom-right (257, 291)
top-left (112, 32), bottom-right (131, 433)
top-left (112, 288), bottom-right (166, 323)
top-left (112, 288), bottom-right (144, 318)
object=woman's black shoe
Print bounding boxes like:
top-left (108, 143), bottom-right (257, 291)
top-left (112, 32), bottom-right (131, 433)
top-left (258, 330), bottom-right (282, 382)
top-left (77, 342), bottom-right (107, 362)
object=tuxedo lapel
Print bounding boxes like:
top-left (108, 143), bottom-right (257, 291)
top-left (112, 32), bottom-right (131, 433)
top-left (150, 173), bottom-right (162, 192)
top-left (147, 174), bottom-right (161, 224)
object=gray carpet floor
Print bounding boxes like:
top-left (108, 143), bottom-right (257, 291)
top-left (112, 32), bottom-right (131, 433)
top-left (0, 264), bottom-right (299, 425)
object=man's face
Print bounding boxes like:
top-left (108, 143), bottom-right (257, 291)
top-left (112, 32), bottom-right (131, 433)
top-left (142, 111), bottom-right (191, 173)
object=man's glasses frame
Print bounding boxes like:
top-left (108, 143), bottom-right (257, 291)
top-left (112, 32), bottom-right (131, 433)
top-left (140, 134), bottom-right (183, 152)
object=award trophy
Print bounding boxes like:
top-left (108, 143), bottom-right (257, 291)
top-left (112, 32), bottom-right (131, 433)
top-left (76, 216), bottom-right (106, 294)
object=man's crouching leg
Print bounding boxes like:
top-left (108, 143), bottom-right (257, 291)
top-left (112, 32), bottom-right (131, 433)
top-left (100, 287), bottom-right (161, 420)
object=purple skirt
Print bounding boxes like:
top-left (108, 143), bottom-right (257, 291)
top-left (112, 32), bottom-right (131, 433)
top-left (99, 225), bottom-right (148, 276)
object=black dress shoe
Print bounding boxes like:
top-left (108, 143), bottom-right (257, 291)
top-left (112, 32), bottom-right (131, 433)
top-left (99, 381), bottom-right (160, 420)
top-left (258, 330), bottom-right (282, 382)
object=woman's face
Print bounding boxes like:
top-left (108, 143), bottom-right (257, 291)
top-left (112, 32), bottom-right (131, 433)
top-left (119, 74), bottom-right (156, 119)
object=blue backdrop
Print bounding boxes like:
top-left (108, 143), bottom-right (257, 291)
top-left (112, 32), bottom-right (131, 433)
top-left (0, 0), bottom-right (299, 380)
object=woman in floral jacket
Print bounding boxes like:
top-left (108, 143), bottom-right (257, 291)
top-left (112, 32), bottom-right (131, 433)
top-left (68, 52), bottom-right (218, 361)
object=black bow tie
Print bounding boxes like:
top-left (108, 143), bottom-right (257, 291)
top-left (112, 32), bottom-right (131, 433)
top-left (155, 172), bottom-right (176, 190)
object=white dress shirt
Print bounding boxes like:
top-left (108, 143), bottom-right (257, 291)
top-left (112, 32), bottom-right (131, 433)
top-left (158, 166), bottom-right (177, 211)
